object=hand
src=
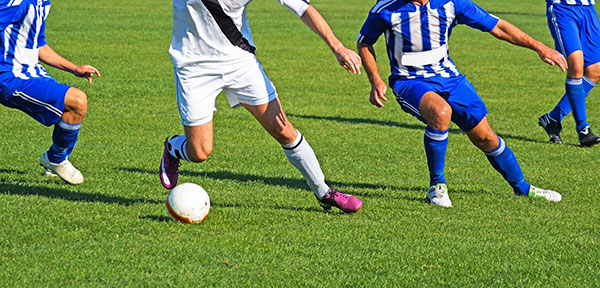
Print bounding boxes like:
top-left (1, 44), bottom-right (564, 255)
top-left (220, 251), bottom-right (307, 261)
top-left (333, 46), bottom-right (362, 75)
top-left (538, 46), bottom-right (567, 72)
top-left (73, 65), bottom-right (101, 84)
top-left (369, 80), bottom-right (388, 108)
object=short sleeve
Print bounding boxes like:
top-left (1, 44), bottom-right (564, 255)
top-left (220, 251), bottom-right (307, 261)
top-left (454, 0), bottom-right (498, 32)
top-left (357, 12), bottom-right (390, 45)
top-left (0, 3), bottom-right (27, 30)
top-left (277, 0), bottom-right (309, 18)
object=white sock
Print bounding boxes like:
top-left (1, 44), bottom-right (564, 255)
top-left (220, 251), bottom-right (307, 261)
top-left (282, 130), bottom-right (330, 199)
top-left (167, 135), bottom-right (190, 161)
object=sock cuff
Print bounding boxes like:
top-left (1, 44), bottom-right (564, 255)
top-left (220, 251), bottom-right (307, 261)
top-left (583, 76), bottom-right (596, 87)
top-left (282, 130), bottom-right (304, 150)
top-left (57, 120), bottom-right (81, 131)
top-left (485, 136), bottom-right (506, 157)
top-left (424, 126), bottom-right (448, 141)
top-left (566, 77), bottom-right (583, 86)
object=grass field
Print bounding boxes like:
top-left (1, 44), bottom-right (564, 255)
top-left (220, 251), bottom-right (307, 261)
top-left (1, 0), bottom-right (599, 286)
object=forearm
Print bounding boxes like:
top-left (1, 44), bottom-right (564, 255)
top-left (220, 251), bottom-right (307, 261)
top-left (358, 43), bottom-right (383, 84)
top-left (489, 19), bottom-right (545, 53)
top-left (38, 45), bottom-right (78, 74)
top-left (300, 5), bottom-right (344, 52)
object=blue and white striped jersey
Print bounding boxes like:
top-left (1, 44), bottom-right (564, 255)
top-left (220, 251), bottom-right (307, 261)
top-left (357, 0), bottom-right (498, 80)
top-left (0, 0), bottom-right (51, 79)
top-left (547, 0), bottom-right (595, 5)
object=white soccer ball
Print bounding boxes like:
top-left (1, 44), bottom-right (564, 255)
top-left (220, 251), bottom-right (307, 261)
top-left (166, 183), bottom-right (210, 223)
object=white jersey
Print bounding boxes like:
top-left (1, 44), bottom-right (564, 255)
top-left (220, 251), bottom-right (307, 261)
top-left (169, 0), bottom-right (309, 66)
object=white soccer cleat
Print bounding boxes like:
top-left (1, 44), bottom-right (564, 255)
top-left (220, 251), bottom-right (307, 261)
top-left (40, 152), bottom-right (84, 185)
top-left (528, 185), bottom-right (561, 202)
top-left (426, 183), bottom-right (452, 208)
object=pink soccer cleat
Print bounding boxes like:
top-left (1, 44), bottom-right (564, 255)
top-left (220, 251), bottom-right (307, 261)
top-left (160, 135), bottom-right (180, 189)
top-left (317, 189), bottom-right (362, 213)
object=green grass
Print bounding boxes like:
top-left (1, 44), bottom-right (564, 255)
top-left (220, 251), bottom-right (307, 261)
top-left (1, 0), bottom-right (599, 286)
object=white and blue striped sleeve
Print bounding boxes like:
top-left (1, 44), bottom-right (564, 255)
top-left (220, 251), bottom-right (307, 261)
top-left (454, 0), bottom-right (499, 32)
top-left (357, 11), bottom-right (390, 45)
top-left (277, 0), bottom-right (309, 18)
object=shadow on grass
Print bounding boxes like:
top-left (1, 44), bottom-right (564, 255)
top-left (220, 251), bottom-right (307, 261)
top-left (287, 113), bottom-right (546, 144)
top-left (0, 168), bottom-right (26, 175)
top-left (0, 183), bottom-right (161, 206)
top-left (118, 167), bottom-right (478, 203)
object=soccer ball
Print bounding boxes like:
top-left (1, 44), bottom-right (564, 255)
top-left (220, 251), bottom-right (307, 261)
top-left (166, 183), bottom-right (210, 223)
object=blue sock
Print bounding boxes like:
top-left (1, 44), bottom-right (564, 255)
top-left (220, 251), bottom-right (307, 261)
top-left (47, 120), bottom-right (81, 163)
top-left (549, 76), bottom-right (595, 122)
top-left (565, 77), bottom-right (589, 131)
top-left (485, 137), bottom-right (530, 195)
top-left (424, 126), bottom-right (448, 186)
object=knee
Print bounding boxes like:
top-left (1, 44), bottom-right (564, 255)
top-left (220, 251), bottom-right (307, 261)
top-left (585, 67), bottom-right (600, 83)
top-left (569, 62), bottom-right (585, 78)
top-left (428, 105), bottom-right (452, 130)
top-left (473, 131), bottom-right (499, 151)
top-left (272, 125), bottom-right (297, 145)
top-left (187, 145), bottom-right (212, 163)
top-left (64, 89), bottom-right (88, 117)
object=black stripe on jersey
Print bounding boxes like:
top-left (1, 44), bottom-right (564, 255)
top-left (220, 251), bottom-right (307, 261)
top-left (201, 0), bottom-right (256, 54)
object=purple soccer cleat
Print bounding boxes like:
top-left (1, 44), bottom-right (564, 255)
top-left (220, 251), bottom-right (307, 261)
top-left (160, 135), bottom-right (180, 189)
top-left (317, 189), bottom-right (362, 213)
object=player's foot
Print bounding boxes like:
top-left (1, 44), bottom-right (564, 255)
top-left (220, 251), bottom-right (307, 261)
top-left (40, 152), bottom-right (84, 184)
top-left (538, 113), bottom-right (563, 144)
top-left (578, 126), bottom-right (600, 147)
top-left (426, 183), bottom-right (452, 207)
top-left (528, 185), bottom-right (562, 202)
top-left (160, 135), bottom-right (180, 189)
top-left (317, 189), bottom-right (362, 213)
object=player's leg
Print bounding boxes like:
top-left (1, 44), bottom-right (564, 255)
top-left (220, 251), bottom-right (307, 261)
top-left (242, 98), bottom-right (361, 213)
top-left (160, 122), bottom-right (214, 189)
top-left (160, 63), bottom-right (221, 189)
top-left (0, 75), bottom-right (85, 184)
top-left (541, 4), bottom-right (582, 143)
top-left (418, 92), bottom-right (452, 207)
top-left (576, 62), bottom-right (600, 146)
top-left (392, 79), bottom-right (451, 207)
top-left (466, 118), bottom-right (561, 202)
top-left (40, 87), bottom-right (87, 184)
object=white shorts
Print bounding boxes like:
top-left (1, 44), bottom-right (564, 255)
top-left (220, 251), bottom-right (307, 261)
top-left (174, 55), bottom-right (278, 126)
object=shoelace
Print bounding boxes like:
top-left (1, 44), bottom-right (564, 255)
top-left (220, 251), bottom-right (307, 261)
top-left (434, 186), bottom-right (446, 198)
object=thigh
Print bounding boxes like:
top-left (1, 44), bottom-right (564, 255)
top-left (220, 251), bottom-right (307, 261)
top-left (223, 56), bottom-right (277, 108)
top-left (391, 78), bottom-right (442, 124)
top-left (174, 64), bottom-right (223, 126)
top-left (0, 76), bottom-right (70, 126)
top-left (547, 3), bottom-right (582, 58)
top-left (581, 6), bottom-right (600, 66)
top-left (446, 77), bottom-right (488, 132)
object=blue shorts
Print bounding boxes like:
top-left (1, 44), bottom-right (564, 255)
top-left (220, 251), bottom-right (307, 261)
top-left (391, 75), bottom-right (488, 132)
top-left (0, 74), bottom-right (71, 126)
top-left (547, 3), bottom-right (600, 66)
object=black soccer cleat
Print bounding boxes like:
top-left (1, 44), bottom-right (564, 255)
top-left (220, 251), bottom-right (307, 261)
top-left (538, 113), bottom-right (563, 144)
top-left (578, 126), bottom-right (600, 147)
